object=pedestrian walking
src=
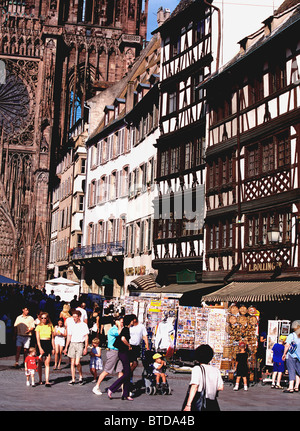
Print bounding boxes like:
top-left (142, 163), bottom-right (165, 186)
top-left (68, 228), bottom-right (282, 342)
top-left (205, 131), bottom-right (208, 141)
top-left (92, 316), bottom-right (124, 395)
top-left (76, 301), bottom-right (88, 324)
top-left (24, 347), bottom-right (39, 387)
top-left (182, 344), bottom-right (224, 411)
top-left (53, 318), bottom-right (67, 370)
top-left (35, 312), bottom-right (55, 387)
top-left (282, 320), bottom-right (300, 393)
top-left (63, 309), bottom-right (89, 385)
top-left (271, 335), bottom-right (286, 389)
top-left (59, 304), bottom-right (71, 324)
top-left (129, 314), bottom-right (149, 373)
top-left (107, 314), bottom-right (135, 401)
top-left (89, 304), bottom-right (101, 342)
top-left (13, 306), bottom-right (35, 368)
top-left (233, 342), bottom-right (249, 391)
top-left (89, 337), bottom-right (103, 382)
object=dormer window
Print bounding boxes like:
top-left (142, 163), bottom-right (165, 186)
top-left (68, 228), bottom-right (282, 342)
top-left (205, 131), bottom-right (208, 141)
top-left (104, 105), bottom-right (114, 125)
top-left (136, 83), bottom-right (150, 101)
top-left (113, 98), bottom-right (125, 119)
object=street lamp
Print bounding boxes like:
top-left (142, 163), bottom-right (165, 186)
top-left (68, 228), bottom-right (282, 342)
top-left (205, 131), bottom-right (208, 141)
top-left (106, 250), bottom-right (113, 262)
top-left (267, 225), bottom-right (280, 244)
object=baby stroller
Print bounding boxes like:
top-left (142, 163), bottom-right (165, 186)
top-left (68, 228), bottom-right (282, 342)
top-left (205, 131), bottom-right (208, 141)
top-left (142, 350), bottom-right (171, 395)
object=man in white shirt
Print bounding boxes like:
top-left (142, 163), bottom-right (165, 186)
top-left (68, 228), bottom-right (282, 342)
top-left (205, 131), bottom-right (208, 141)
top-left (129, 314), bottom-right (149, 373)
top-left (64, 309), bottom-right (89, 385)
top-left (76, 302), bottom-right (88, 324)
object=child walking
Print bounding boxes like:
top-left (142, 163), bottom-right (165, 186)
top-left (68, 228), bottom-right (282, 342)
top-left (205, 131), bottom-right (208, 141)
top-left (271, 335), bottom-right (286, 389)
top-left (24, 347), bottom-right (39, 387)
top-left (89, 338), bottom-right (103, 382)
top-left (233, 342), bottom-right (249, 391)
top-left (53, 318), bottom-right (67, 370)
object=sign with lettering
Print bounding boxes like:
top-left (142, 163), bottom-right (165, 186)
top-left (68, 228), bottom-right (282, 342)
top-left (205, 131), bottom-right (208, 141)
top-left (248, 261), bottom-right (283, 272)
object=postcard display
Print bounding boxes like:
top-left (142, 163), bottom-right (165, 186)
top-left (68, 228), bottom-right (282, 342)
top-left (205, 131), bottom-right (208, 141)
top-left (176, 304), bottom-right (260, 370)
top-left (122, 296), bottom-right (179, 350)
top-left (266, 320), bottom-right (290, 366)
top-left (176, 306), bottom-right (227, 368)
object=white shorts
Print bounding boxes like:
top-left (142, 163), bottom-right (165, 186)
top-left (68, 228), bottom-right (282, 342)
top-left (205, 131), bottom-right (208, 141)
top-left (54, 336), bottom-right (65, 347)
top-left (16, 335), bottom-right (31, 349)
top-left (25, 369), bottom-right (35, 376)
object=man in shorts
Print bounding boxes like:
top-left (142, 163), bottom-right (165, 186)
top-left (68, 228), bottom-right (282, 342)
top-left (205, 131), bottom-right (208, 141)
top-left (64, 309), bottom-right (89, 385)
top-left (92, 316), bottom-right (123, 395)
top-left (14, 307), bottom-right (35, 368)
top-left (129, 314), bottom-right (149, 373)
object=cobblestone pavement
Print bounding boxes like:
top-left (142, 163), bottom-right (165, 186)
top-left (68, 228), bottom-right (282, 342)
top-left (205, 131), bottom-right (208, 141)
top-left (1, 351), bottom-right (300, 411)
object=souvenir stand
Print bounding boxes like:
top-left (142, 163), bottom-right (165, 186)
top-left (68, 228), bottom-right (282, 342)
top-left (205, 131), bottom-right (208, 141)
top-left (260, 319), bottom-right (290, 386)
top-left (221, 304), bottom-right (260, 384)
top-left (175, 305), bottom-right (227, 369)
top-left (103, 295), bottom-right (179, 354)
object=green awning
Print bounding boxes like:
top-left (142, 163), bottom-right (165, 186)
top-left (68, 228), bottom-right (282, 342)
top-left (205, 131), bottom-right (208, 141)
top-left (101, 275), bottom-right (113, 286)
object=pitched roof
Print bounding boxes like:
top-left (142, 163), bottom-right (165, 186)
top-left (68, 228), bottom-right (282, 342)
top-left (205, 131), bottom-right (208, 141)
top-left (153, 0), bottom-right (212, 34)
top-left (275, 0), bottom-right (300, 14)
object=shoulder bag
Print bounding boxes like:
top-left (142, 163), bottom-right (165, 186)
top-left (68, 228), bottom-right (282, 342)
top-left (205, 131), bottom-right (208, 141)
top-left (289, 332), bottom-right (300, 361)
top-left (181, 365), bottom-right (207, 411)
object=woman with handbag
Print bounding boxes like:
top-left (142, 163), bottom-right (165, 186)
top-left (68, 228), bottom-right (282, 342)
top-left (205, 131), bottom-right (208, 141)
top-left (282, 320), bottom-right (300, 393)
top-left (182, 344), bottom-right (224, 411)
top-left (107, 314), bottom-right (135, 401)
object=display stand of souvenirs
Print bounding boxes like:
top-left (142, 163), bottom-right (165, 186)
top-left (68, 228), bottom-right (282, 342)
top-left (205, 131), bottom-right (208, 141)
top-left (224, 304), bottom-right (259, 361)
top-left (103, 297), bottom-right (260, 377)
top-left (218, 305), bottom-right (260, 382)
top-left (176, 306), bottom-right (227, 368)
top-left (265, 320), bottom-right (290, 366)
top-left (103, 296), bottom-right (179, 353)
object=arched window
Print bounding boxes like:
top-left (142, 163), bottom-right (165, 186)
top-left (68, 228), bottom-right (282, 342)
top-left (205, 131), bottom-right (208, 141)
top-left (69, 90), bottom-right (82, 128)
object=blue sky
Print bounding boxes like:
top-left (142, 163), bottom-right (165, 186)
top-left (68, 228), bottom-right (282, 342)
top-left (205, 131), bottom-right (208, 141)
top-left (147, 0), bottom-right (283, 65)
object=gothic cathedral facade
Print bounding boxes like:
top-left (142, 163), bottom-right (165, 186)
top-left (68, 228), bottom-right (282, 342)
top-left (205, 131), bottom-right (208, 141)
top-left (0, 0), bottom-right (148, 286)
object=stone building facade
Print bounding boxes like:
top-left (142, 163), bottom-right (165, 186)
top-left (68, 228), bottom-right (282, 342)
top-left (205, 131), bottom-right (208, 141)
top-left (0, 0), bottom-right (148, 285)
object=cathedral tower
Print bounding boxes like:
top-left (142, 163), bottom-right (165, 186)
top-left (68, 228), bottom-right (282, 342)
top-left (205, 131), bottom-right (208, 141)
top-left (0, 0), bottom-right (148, 286)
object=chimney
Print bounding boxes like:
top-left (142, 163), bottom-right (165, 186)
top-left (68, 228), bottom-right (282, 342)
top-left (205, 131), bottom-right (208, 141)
top-left (125, 81), bottom-right (135, 113)
top-left (157, 7), bottom-right (170, 26)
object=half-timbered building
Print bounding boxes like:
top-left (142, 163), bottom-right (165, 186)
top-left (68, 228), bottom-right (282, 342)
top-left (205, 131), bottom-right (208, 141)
top-left (152, 0), bottom-right (218, 286)
top-left (202, 1), bottom-right (300, 289)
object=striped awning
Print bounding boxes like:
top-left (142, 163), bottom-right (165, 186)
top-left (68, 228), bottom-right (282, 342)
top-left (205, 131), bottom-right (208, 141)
top-left (202, 281), bottom-right (300, 303)
top-left (129, 274), bottom-right (157, 291)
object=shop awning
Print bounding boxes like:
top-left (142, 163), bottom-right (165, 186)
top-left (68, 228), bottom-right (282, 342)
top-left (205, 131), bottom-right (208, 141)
top-left (129, 274), bottom-right (157, 291)
top-left (145, 282), bottom-right (224, 296)
top-left (202, 281), bottom-right (300, 303)
top-left (0, 275), bottom-right (20, 284)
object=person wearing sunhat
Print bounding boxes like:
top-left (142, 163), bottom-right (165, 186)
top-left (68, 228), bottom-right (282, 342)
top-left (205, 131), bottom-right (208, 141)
top-left (153, 353), bottom-right (167, 390)
top-left (282, 320), bottom-right (300, 393)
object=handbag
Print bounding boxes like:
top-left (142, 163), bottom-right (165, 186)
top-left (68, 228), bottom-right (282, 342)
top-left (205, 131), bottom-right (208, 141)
top-left (289, 333), bottom-right (300, 361)
top-left (182, 365), bottom-right (207, 411)
top-left (113, 334), bottom-right (122, 349)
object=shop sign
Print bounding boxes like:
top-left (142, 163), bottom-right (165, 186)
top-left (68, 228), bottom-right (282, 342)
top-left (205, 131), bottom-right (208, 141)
top-left (125, 266), bottom-right (146, 276)
top-left (149, 300), bottom-right (162, 312)
top-left (248, 261), bottom-right (282, 272)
